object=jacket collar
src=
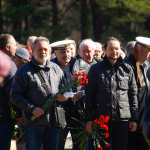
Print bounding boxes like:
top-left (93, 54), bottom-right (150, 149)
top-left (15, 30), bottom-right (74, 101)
top-left (52, 57), bottom-right (76, 70)
top-left (31, 56), bottom-right (51, 69)
top-left (103, 55), bottom-right (124, 69)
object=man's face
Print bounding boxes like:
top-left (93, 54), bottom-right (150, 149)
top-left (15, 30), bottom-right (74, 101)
top-left (139, 46), bottom-right (150, 63)
top-left (70, 43), bottom-right (76, 57)
top-left (80, 44), bottom-right (95, 63)
top-left (54, 49), bottom-right (71, 67)
top-left (33, 41), bottom-right (49, 65)
top-left (13, 55), bottom-right (23, 68)
top-left (105, 40), bottom-right (121, 61)
top-left (9, 37), bottom-right (17, 57)
top-left (95, 44), bottom-right (102, 59)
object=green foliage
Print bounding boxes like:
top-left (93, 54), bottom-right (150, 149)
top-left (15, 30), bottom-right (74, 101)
top-left (0, 0), bottom-right (150, 46)
top-left (95, 0), bottom-right (150, 45)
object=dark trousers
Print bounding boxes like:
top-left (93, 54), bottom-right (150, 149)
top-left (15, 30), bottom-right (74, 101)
top-left (87, 120), bottom-right (129, 150)
top-left (127, 130), bottom-right (150, 150)
top-left (110, 120), bottom-right (129, 150)
top-left (25, 126), bottom-right (60, 150)
top-left (0, 122), bottom-right (14, 150)
top-left (57, 120), bottom-right (82, 150)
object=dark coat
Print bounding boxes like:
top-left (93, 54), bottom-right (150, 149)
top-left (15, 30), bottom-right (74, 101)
top-left (0, 60), bottom-right (17, 123)
top-left (10, 57), bottom-right (64, 127)
top-left (85, 56), bottom-right (138, 122)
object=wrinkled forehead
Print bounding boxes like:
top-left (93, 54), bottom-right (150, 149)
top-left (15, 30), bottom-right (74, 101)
top-left (81, 44), bottom-right (95, 51)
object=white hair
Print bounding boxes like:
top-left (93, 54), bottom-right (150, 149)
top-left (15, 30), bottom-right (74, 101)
top-left (79, 39), bottom-right (96, 51)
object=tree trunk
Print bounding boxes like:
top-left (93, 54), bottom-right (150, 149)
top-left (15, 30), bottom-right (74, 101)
top-left (51, 0), bottom-right (58, 42)
top-left (80, 0), bottom-right (88, 40)
top-left (89, 0), bottom-right (103, 42)
top-left (51, 0), bottom-right (58, 26)
top-left (0, 0), bottom-right (3, 31)
top-left (24, 0), bottom-right (29, 31)
top-left (145, 16), bottom-right (150, 31)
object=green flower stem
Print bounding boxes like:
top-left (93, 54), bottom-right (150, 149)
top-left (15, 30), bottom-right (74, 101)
top-left (31, 79), bottom-right (77, 121)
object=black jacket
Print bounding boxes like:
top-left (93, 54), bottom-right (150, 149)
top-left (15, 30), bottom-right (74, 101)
top-left (124, 52), bottom-right (149, 129)
top-left (0, 60), bottom-right (17, 122)
top-left (85, 56), bottom-right (138, 122)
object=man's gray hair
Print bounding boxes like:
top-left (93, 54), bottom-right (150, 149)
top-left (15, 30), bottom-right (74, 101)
top-left (32, 36), bottom-right (50, 50)
top-left (79, 39), bottom-right (96, 51)
top-left (125, 41), bottom-right (136, 53)
top-left (27, 36), bottom-right (37, 46)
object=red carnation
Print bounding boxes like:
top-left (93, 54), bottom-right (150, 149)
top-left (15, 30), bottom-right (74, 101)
top-left (99, 115), bottom-right (104, 121)
top-left (78, 72), bottom-right (82, 76)
top-left (81, 83), bottom-right (84, 87)
top-left (104, 125), bottom-right (109, 131)
top-left (94, 119), bottom-right (99, 125)
top-left (83, 75), bottom-right (87, 81)
top-left (74, 75), bottom-right (78, 80)
top-left (105, 132), bottom-right (109, 138)
top-left (79, 78), bottom-right (83, 85)
top-left (97, 146), bottom-right (102, 150)
top-left (85, 79), bottom-right (88, 84)
top-left (73, 73), bottom-right (77, 76)
top-left (105, 143), bottom-right (110, 148)
top-left (100, 122), bottom-right (105, 129)
top-left (104, 116), bottom-right (109, 123)
top-left (82, 71), bottom-right (86, 76)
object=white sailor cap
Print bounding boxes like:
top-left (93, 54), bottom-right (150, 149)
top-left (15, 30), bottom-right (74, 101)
top-left (135, 36), bottom-right (150, 49)
top-left (50, 40), bottom-right (75, 51)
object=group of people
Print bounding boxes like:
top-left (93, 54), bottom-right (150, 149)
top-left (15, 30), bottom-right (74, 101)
top-left (0, 33), bottom-right (150, 150)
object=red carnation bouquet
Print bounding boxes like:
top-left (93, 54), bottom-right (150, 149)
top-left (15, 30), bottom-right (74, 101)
top-left (31, 71), bottom-right (88, 121)
top-left (92, 115), bottom-right (110, 150)
top-left (70, 112), bottom-right (110, 150)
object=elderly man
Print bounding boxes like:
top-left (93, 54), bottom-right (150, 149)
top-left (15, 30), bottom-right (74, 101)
top-left (94, 42), bottom-right (103, 60)
top-left (124, 37), bottom-right (150, 150)
top-left (79, 39), bottom-right (100, 65)
top-left (13, 47), bottom-right (30, 68)
top-left (27, 36), bottom-right (37, 49)
top-left (0, 34), bottom-right (18, 150)
top-left (125, 41), bottom-right (136, 58)
top-left (11, 37), bottom-right (66, 150)
top-left (51, 39), bottom-right (91, 150)
top-left (86, 37), bottom-right (138, 150)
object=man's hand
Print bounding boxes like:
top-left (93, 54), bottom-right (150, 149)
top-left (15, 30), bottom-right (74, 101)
top-left (57, 94), bottom-right (66, 102)
top-left (71, 93), bottom-right (82, 102)
top-left (129, 121), bottom-right (137, 131)
top-left (86, 121), bottom-right (94, 133)
top-left (32, 107), bottom-right (44, 117)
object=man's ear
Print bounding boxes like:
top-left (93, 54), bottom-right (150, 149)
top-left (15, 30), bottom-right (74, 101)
top-left (93, 49), bottom-right (96, 55)
top-left (20, 58), bottom-right (25, 64)
top-left (54, 50), bottom-right (57, 56)
top-left (5, 45), bottom-right (10, 51)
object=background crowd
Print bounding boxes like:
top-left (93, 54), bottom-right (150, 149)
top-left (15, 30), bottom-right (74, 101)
top-left (0, 33), bottom-right (150, 150)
